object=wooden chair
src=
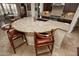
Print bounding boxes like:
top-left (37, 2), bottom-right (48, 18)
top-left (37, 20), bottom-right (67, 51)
top-left (10, 16), bottom-right (21, 22)
top-left (77, 47), bottom-right (79, 56)
top-left (34, 31), bottom-right (54, 56)
top-left (7, 25), bottom-right (28, 53)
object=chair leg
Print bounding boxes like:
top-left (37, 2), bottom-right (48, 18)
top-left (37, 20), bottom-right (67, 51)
top-left (35, 48), bottom-right (38, 56)
top-left (9, 39), bottom-right (16, 53)
top-left (35, 46), bottom-right (38, 56)
top-left (47, 45), bottom-right (50, 50)
top-left (51, 44), bottom-right (54, 54)
top-left (23, 34), bottom-right (28, 45)
top-left (47, 45), bottom-right (51, 53)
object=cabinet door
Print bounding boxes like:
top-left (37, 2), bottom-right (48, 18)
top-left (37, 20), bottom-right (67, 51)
top-left (43, 3), bottom-right (52, 12)
top-left (63, 3), bottom-right (79, 13)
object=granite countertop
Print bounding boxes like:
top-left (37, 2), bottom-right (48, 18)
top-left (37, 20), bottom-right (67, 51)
top-left (12, 17), bottom-right (70, 33)
top-left (60, 12), bottom-right (74, 20)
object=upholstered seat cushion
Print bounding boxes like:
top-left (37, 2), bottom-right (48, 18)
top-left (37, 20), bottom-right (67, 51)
top-left (35, 35), bottom-right (54, 48)
top-left (36, 37), bottom-right (53, 44)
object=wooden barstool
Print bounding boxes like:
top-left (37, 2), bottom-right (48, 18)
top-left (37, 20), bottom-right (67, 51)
top-left (6, 25), bottom-right (28, 53)
top-left (34, 31), bottom-right (54, 56)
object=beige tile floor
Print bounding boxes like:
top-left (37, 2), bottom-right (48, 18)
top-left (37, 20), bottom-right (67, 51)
top-left (0, 26), bottom-right (79, 56)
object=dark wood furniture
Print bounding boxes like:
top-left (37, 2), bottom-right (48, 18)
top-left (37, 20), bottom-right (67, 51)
top-left (34, 31), bottom-right (54, 56)
top-left (59, 3), bottom-right (79, 23)
top-left (42, 15), bottom-right (60, 20)
top-left (43, 3), bottom-right (52, 12)
top-left (6, 25), bottom-right (28, 53)
top-left (57, 18), bottom-right (72, 24)
top-left (20, 3), bottom-right (27, 18)
top-left (63, 3), bottom-right (79, 14)
top-left (77, 47), bottom-right (79, 56)
top-left (10, 16), bottom-right (21, 22)
top-left (37, 18), bottom-right (48, 22)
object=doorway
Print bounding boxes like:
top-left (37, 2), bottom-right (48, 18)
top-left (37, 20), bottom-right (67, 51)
top-left (20, 3), bottom-right (27, 18)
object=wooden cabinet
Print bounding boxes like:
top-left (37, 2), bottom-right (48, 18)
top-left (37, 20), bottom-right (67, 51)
top-left (43, 3), bottom-right (52, 12)
top-left (20, 3), bottom-right (27, 17)
top-left (63, 3), bottom-right (79, 13)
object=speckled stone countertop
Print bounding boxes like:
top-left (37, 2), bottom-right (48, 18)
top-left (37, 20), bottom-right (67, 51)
top-left (12, 17), bottom-right (70, 33)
